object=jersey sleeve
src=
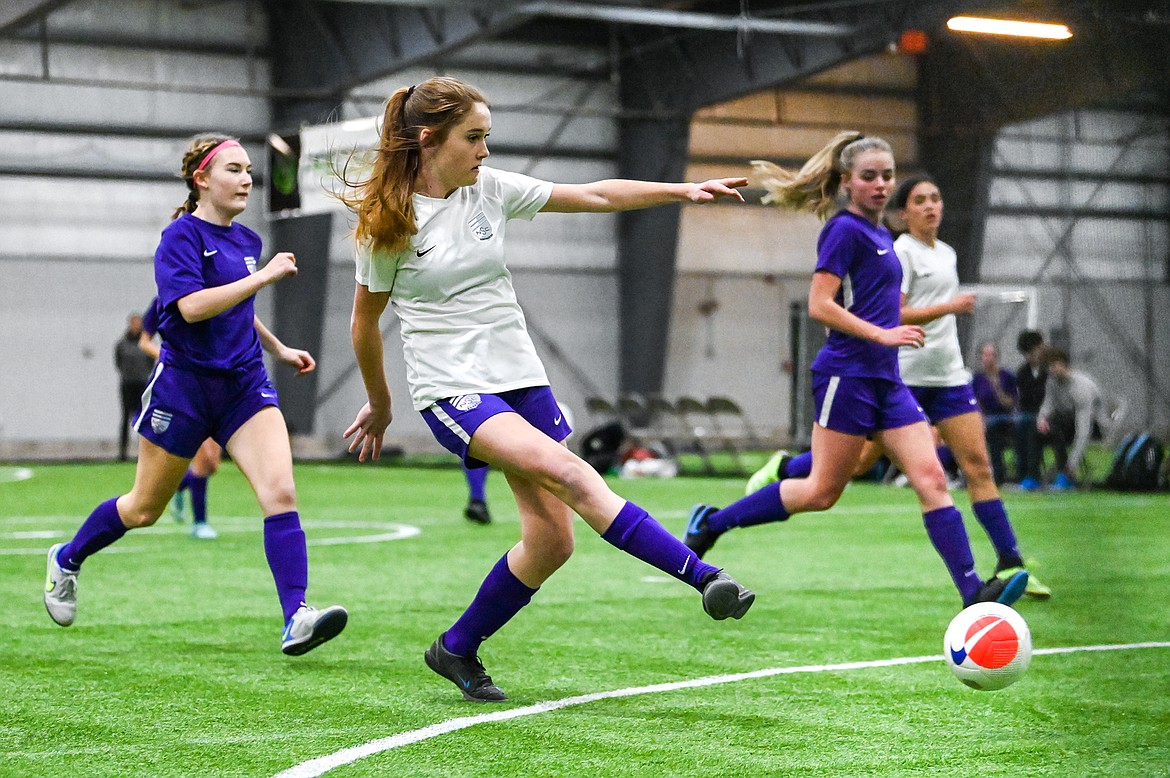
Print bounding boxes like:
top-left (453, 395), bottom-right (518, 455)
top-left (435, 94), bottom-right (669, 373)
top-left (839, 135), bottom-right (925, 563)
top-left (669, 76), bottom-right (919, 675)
top-left (488, 167), bottom-right (554, 221)
top-left (355, 244), bottom-right (401, 294)
top-left (154, 221), bottom-right (205, 309)
top-left (815, 217), bottom-right (856, 280)
top-left (141, 296), bottom-right (161, 336)
top-left (895, 237), bottom-right (914, 295)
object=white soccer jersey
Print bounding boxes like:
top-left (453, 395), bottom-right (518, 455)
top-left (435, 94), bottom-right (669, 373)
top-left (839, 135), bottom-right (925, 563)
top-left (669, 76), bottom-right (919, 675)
top-left (895, 233), bottom-right (971, 387)
top-left (355, 166), bottom-right (554, 410)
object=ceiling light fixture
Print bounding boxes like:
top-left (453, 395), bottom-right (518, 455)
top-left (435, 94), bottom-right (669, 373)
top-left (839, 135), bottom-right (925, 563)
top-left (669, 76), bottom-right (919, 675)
top-left (947, 15), bottom-right (1072, 39)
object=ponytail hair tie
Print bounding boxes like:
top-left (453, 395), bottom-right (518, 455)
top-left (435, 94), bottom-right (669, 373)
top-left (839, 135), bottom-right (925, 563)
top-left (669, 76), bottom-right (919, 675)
top-left (405, 84), bottom-right (416, 99)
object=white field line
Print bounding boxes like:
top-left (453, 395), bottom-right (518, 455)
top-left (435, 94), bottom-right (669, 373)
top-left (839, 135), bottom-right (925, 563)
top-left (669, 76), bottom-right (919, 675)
top-left (0, 518), bottom-right (419, 554)
top-left (0, 467), bottom-right (34, 483)
top-left (273, 641), bottom-right (1170, 778)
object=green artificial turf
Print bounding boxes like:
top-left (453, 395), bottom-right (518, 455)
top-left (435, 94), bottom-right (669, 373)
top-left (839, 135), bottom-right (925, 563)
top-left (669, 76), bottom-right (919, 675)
top-left (1, 462), bottom-right (1167, 777)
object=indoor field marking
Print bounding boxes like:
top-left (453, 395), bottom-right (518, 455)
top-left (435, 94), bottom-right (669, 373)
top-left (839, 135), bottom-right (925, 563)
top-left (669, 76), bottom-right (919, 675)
top-left (0, 467), bottom-right (34, 484)
top-left (273, 641), bottom-right (1170, 778)
top-left (0, 517), bottom-right (419, 554)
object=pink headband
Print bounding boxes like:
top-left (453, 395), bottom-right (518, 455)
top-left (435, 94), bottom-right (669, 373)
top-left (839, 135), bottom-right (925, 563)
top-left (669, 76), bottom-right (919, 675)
top-left (195, 139), bottom-right (242, 172)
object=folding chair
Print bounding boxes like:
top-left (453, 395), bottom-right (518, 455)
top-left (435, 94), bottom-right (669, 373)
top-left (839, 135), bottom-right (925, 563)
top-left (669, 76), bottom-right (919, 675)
top-left (674, 395), bottom-right (717, 474)
top-left (645, 395), bottom-right (686, 456)
top-left (705, 395), bottom-right (759, 474)
top-left (617, 392), bottom-right (653, 449)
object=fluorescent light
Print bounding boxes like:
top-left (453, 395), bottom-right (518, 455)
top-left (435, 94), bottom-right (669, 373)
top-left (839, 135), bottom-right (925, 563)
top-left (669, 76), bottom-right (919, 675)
top-left (947, 15), bottom-right (1072, 39)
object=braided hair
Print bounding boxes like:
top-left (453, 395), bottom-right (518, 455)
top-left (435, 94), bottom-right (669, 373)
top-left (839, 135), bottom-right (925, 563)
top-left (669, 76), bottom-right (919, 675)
top-left (172, 133), bottom-right (237, 220)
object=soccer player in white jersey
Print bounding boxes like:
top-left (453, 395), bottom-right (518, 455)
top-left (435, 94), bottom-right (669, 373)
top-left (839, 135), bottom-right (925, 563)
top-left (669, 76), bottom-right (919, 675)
top-left (892, 176), bottom-right (1049, 598)
top-left (338, 76), bottom-right (755, 702)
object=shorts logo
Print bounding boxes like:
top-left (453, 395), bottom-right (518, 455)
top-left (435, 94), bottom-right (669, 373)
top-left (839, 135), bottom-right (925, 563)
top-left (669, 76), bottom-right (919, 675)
top-left (452, 394), bottom-right (482, 411)
top-left (468, 211), bottom-right (493, 240)
top-left (151, 409), bottom-right (173, 434)
top-left (244, 256), bottom-right (257, 274)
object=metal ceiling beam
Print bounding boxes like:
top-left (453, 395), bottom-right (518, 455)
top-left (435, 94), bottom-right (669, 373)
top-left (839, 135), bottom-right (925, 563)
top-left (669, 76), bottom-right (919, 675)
top-left (0, 120), bottom-right (266, 142)
top-left (322, 0), bottom-right (852, 35)
top-left (0, 0), bottom-right (73, 34)
top-left (266, 0), bottom-right (530, 126)
top-left (514, 1), bottom-right (852, 36)
top-left (0, 28), bottom-right (269, 58)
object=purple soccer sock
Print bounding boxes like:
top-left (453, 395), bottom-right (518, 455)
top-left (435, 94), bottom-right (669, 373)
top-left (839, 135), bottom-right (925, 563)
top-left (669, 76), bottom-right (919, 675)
top-left (923, 506), bottom-right (980, 604)
top-left (707, 485), bottom-right (790, 535)
top-left (263, 512), bottom-right (309, 622)
top-left (602, 501), bottom-right (718, 590)
top-left (58, 497), bottom-right (128, 572)
top-left (177, 471), bottom-right (193, 493)
top-left (464, 464), bottom-right (488, 503)
top-left (444, 554), bottom-right (538, 657)
top-left (972, 499), bottom-right (1023, 568)
top-left (784, 451), bottom-right (813, 479)
top-left (187, 475), bottom-right (209, 525)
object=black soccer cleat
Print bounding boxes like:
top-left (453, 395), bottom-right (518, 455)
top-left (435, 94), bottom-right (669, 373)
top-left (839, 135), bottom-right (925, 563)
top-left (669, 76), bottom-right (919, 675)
top-left (424, 633), bottom-right (508, 702)
top-left (700, 570), bottom-right (755, 620)
top-left (965, 570), bottom-right (1029, 609)
top-left (683, 504), bottom-right (723, 559)
top-left (464, 499), bottom-right (492, 525)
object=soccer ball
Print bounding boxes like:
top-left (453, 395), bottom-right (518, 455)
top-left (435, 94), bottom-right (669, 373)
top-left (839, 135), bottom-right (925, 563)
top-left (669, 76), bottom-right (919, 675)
top-left (943, 601), bottom-right (1032, 691)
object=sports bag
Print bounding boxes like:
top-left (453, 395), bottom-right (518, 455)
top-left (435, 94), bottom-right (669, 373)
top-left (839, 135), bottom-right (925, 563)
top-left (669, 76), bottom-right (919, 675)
top-left (1105, 432), bottom-right (1166, 491)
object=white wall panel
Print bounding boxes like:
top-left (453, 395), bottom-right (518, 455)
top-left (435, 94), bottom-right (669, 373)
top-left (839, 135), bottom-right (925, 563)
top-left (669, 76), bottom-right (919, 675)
top-left (989, 179), bottom-right (1168, 212)
top-left (981, 216), bottom-right (1168, 283)
top-left (664, 274), bottom-right (794, 442)
top-left (0, 171), bottom-right (269, 260)
top-left (47, 0), bottom-right (266, 44)
top-left (3, 81), bottom-right (270, 135)
top-left (993, 137), bottom-right (1169, 174)
top-left (677, 204), bottom-right (822, 275)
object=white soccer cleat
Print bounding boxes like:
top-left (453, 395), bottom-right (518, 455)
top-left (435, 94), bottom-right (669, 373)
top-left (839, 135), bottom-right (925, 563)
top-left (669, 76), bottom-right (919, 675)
top-left (191, 523), bottom-right (219, 540)
top-left (280, 604), bottom-right (348, 656)
top-left (44, 543), bottom-right (78, 627)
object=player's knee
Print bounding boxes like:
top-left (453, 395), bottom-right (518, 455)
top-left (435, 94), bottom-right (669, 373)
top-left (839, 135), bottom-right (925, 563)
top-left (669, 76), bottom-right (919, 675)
top-left (259, 480), bottom-right (297, 513)
top-left (545, 456), bottom-right (597, 504)
top-left (910, 463), bottom-right (950, 497)
top-left (121, 502), bottom-right (163, 528)
top-left (805, 481), bottom-right (845, 512)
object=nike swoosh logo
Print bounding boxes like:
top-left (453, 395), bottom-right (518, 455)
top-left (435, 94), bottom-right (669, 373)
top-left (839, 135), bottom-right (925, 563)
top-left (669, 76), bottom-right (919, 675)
top-left (456, 674), bottom-right (471, 689)
top-left (203, 249), bottom-right (218, 257)
top-left (677, 556), bottom-right (690, 575)
top-left (950, 617), bottom-right (1006, 665)
top-left (416, 246), bottom-right (436, 257)
top-left (553, 415), bottom-right (562, 425)
top-left (876, 249), bottom-right (889, 255)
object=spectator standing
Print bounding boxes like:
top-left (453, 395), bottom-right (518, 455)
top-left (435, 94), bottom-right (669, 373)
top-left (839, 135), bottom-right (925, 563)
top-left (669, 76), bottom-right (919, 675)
top-left (114, 313), bottom-right (155, 461)
top-left (1014, 330), bottom-right (1047, 490)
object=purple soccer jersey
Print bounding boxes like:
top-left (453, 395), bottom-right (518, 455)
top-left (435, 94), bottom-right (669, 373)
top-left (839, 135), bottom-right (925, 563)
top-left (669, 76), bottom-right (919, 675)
top-left (141, 296), bottom-right (162, 338)
top-left (154, 212), bottom-right (264, 373)
top-left (810, 210), bottom-right (902, 379)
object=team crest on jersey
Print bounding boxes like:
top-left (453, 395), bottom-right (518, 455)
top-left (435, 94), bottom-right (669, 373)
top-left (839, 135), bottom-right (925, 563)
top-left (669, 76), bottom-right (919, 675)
top-left (452, 394), bottom-right (482, 411)
top-left (468, 211), bottom-right (493, 240)
top-left (244, 256), bottom-right (257, 274)
top-left (151, 409), bottom-right (173, 434)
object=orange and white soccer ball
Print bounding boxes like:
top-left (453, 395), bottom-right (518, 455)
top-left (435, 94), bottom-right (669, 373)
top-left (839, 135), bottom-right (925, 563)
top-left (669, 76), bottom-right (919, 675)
top-left (944, 602), bottom-right (1032, 691)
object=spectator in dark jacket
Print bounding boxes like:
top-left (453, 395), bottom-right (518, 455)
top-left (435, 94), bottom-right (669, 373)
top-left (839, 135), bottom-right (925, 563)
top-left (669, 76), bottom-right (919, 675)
top-left (1014, 330), bottom-right (1047, 490)
top-left (113, 313), bottom-right (155, 461)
